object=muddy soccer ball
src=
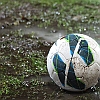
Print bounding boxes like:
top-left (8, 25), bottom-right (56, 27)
top-left (47, 34), bottom-right (100, 91)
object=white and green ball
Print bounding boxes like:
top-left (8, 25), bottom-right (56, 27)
top-left (47, 34), bottom-right (100, 91)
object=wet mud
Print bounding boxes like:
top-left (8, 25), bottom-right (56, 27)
top-left (0, 24), bottom-right (100, 100)
top-left (0, 1), bottom-right (100, 100)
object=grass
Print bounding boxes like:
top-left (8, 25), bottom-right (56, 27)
top-left (0, 30), bottom-right (48, 99)
top-left (23, 0), bottom-right (100, 4)
top-left (0, 0), bottom-right (100, 31)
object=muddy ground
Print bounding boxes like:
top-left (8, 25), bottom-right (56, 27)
top-left (0, 24), bottom-right (100, 100)
top-left (0, 1), bottom-right (100, 100)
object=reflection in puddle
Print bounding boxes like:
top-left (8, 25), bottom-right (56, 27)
top-left (1, 25), bottom-right (100, 43)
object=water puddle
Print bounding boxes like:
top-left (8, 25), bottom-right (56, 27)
top-left (1, 24), bottom-right (100, 43)
top-left (0, 25), bottom-right (66, 42)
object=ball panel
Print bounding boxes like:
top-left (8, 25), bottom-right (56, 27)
top-left (64, 34), bottom-right (81, 56)
top-left (91, 45), bottom-right (100, 66)
top-left (83, 63), bottom-right (100, 87)
top-left (58, 39), bottom-right (72, 60)
top-left (52, 71), bottom-right (64, 88)
top-left (77, 39), bottom-right (94, 66)
top-left (47, 40), bottom-right (60, 77)
top-left (66, 61), bottom-right (85, 90)
top-left (72, 57), bottom-right (85, 78)
top-left (53, 53), bottom-right (66, 86)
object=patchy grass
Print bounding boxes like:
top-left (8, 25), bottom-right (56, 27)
top-left (0, 30), bottom-right (50, 99)
top-left (0, 0), bottom-right (100, 32)
top-left (0, 0), bottom-right (100, 99)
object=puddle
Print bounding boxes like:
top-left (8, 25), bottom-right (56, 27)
top-left (1, 24), bottom-right (100, 100)
top-left (1, 24), bottom-right (100, 43)
top-left (0, 25), bottom-right (66, 42)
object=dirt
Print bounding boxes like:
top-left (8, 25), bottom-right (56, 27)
top-left (0, 1), bottom-right (100, 100)
top-left (0, 23), bottom-right (100, 100)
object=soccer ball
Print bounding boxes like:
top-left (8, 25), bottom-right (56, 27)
top-left (47, 33), bottom-right (100, 91)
